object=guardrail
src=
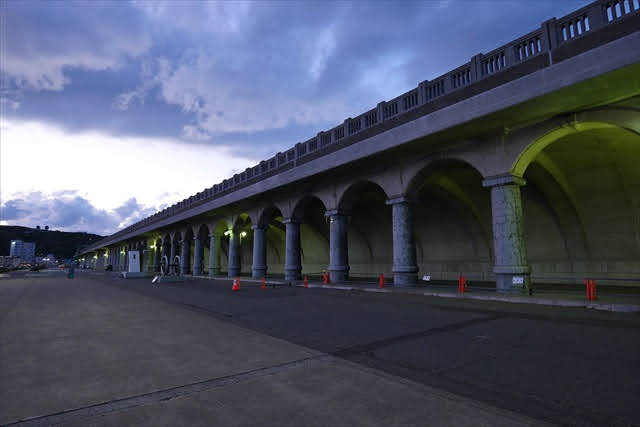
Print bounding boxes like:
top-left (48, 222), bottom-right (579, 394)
top-left (82, 0), bottom-right (639, 254)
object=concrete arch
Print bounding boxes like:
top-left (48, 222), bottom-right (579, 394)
top-left (406, 159), bottom-right (492, 250)
top-left (206, 219), bottom-right (231, 274)
top-left (211, 218), bottom-right (231, 236)
top-left (257, 204), bottom-right (285, 228)
top-left (512, 122), bottom-right (621, 177)
top-left (406, 158), bottom-right (493, 281)
top-left (174, 230), bottom-right (190, 249)
top-left (511, 106), bottom-right (640, 177)
top-left (193, 224), bottom-right (209, 242)
top-left (513, 117), bottom-right (640, 282)
top-left (405, 158), bottom-right (485, 199)
top-left (289, 195), bottom-right (329, 276)
top-left (290, 194), bottom-right (330, 220)
top-left (337, 180), bottom-right (390, 211)
top-left (233, 213), bottom-right (253, 231)
top-left (170, 232), bottom-right (180, 247)
top-left (186, 224), bottom-right (210, 276)
top-left (254, 204), bottom-right (285, 276)
top-left (161, 233), bottom-right (172, 246)
top-left (338, 180), bottom-right (393, 278)
top-left (224, 213), bottom-right (254, 275)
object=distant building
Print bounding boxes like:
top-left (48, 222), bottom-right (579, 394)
top-left (0, 256), bottom-right (21, 268)
top-left (10, 240), bottom-right (36, 262)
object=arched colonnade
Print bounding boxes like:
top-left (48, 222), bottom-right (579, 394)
top-left (84, 110), bottom-right (640, 291)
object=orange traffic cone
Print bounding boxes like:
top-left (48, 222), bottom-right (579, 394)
top-left (232, 278), bottom-right (240, 292)
top-left (260, 277), bottom-right (266, 289)
top-left (584, 279), bottom-right (597, 300)
top-left (304, 276), bottom-right (309, 288)
top-left (379, 273), bottom-right (385, 288)
top-left (458, 276), bottom-right (467, 293)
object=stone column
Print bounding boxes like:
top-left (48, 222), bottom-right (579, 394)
top-left (143, 247), bottom-right (150, 272)
top-left (386, 197), bottom-right (418, 286)
top-left (326, 210), bottom-right (349, 283)
top-left (159, 243), bottom-right (167, 272)
top-left (138, 247), bottom-right (144, 272)
top-left (169, 242), bottom-right (177, 274)
top-left (252, 225), bottom-right (267, 278)
top-left (193, 238), bottom-right (203, 276)
top-left (227, 232), bottom-right (241, 277)
top-left (96, 250), bottom-right (103, 270)
top-left (284, 218), bottom-right (302, 281)
top-left (208, 233), bottom-right (221, 276)
top-left (153, 244), bottom-right (161, 272)
top-left (482, 174), bottom-right (531, 293)
top-left (180, 240), bottom-right (190, 275)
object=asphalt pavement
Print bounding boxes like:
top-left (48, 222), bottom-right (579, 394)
top-left (1, 270), bottom-right (639, 426)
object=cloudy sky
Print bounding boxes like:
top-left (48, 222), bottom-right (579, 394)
top-left (0, 0), bottom-right (588, 236)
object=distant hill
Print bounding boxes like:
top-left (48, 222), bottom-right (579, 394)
top-left (0, 226), bottom-right (103, 260)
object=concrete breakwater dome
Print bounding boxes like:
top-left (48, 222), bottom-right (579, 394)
top-left (79, 0), bottom-right (640, 292)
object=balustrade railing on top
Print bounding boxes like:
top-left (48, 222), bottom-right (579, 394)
top-left (83, 0), bottom-right (639, 253)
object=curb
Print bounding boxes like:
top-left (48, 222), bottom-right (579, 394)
top-left (291, 282), bottom-right (640, 313)
top-left (421, 291), bottom-right (640, 313)
top-left (161, 276), bottom-right (640, 313)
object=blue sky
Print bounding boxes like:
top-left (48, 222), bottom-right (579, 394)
top-left (0, 0), bottom-right (588, 235)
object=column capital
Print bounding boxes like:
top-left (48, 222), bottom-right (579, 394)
top-left (385, 196), bottom-right (413, 206)
top-left (482, 173), bottom-right (526, 188)
top-left (282, 217), bottom-right (302, 224)
top-left (208, 232), bottom-right (222, 238)
top-left (324, 209), bottom-right (351, 217)
top-left (251, 224), bottom-right (266, 230)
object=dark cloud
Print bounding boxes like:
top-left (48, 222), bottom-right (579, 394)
top-left (1, 1), bottom-right (150, 90)
top-left (2, 0), bottom-right (589, 162)
top-left (0, 192), bottom-right (155, 235)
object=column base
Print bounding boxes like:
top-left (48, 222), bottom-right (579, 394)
top-left (252, 267), bottom-right (267, 279)
top-left (193, 268), bottom-right (202, 276)
top-left (228, 268), bottom-right (241, 277)
top-left (393, 272), bottom-right (418, 287)
top-left (329, 265), bottom-right (349, 283)
top-left (285, 268), bottom-right (301, 281)
top-left (209, 267), bottom-right (220, 276)
top-left (495, 273), bottom-right (531, 294)
top-left (393, 265), bottom-right (418, 287)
